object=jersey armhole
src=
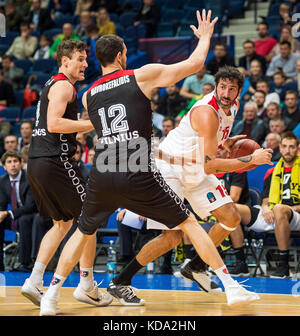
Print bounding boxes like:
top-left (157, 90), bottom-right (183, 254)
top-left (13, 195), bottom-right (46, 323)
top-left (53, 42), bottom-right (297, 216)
top-left (189, 105), bottom-right (219, 133)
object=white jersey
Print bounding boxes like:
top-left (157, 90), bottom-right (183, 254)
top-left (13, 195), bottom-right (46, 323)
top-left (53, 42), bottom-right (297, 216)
top-left (159, 91), bottom-right (239, 162)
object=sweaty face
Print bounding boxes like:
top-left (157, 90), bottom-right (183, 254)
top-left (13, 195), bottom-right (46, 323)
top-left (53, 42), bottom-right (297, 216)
top-left (65, 50), bottom-right (88, 81)
top-left (215, 78), bottom-right (239, 110)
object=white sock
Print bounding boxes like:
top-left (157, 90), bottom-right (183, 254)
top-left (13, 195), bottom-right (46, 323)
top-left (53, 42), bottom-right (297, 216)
top-left (79, 267), bottom-right (94, 292)
top-left (29, 261), bottom-right (46, 286)
top-left (44, 273), bottom-right (66, 300)
top-left (214, 265), bottom-right (237, 289)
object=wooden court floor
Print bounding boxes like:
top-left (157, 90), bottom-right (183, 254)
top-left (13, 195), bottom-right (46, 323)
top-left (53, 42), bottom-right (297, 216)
top-left (1, 286), bottom-right (300, 316)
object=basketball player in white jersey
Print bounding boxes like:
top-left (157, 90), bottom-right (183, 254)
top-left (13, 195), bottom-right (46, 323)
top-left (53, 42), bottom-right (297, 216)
top-left (109, 66), bottom-right (273, 301)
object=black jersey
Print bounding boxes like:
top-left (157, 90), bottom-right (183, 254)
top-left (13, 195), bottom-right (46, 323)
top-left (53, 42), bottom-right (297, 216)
top-left (86, 69), bottom-right (152, 172)
top-left (28, 73), bottom-right (79, 159)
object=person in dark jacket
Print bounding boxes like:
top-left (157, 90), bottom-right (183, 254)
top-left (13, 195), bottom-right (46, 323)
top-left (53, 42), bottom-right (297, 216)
top-left (206, 43), bottom-right (235, 76)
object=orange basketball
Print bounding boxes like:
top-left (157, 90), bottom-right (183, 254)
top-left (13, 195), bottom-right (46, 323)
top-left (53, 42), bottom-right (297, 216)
top-left (229, 139), bottom-right (261, 171)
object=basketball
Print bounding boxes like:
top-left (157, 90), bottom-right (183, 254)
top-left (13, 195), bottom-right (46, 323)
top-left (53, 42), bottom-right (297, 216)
top-left (229, 139), bottom-right (261, 171)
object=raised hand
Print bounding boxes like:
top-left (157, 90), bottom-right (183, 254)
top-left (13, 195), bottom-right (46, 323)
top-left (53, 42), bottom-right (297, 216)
top-left (190, 9), bottom-right (218, 39)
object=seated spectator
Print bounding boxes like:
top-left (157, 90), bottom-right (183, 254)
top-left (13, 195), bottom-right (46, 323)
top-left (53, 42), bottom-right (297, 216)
top-left (206, 43), bottom-right (235, 76)
top-left (5, 1), bottom-right (22, 31)
top-left (75, 11), bottom-right (93, 41)
top-left (248, 59), bottom-right (268, 94)
top-left (157, 84), bottom-right (187, 118)
top-left (264, 132), bottom-right (282, 161)
top-left (254, 22), bottom-right (277, 62)
top-left (28, 0), bottom-right (53, 33)
top-left (87, 148), bottom-right (95, 165)
top-left (272, 24), bottom-right (300, 57)
top-left (73, 141), bottom-right (90, 182)
top-left (47, 0), bottom-right (74, 20)
top-left (231, 101), bottom-right (265, 145)
top-left (0, 69), bottom-right (16, 109)
top-left (230, 132), bottom-right (300, 278)
top-left (270, 70), bottom-right (289, 101)
top-left (0, 151), bottom-right (38, 272)
top-left (3, 135), bottom-right (18, 152)
top-left (256, 79), bottom-right (280, 108)
top-left (76, 132), bottom-right (89, 164)
top-left (263, 102), bottom-right (283, 135)
top-left (134, 0), bottom-right (160, 38)
top-left (18, 121), bottom-right (33, 152)
top-left (282, 90), bottom-right (300, 131)
top-left (179, 65), bottom-right (215, 100)
top-left (277, 2), bottom-right (293, 33)
top-left (49, 23), bottom-right (81, 58)
top-left (21, 143), bottom-right (30, 170)
top-left (89, 0), bottom-right (118, 15)
top-left (96, 7), bottom-right (116, 36)
top-left (1, 55), bottom-right (24, 90)
top-left (177, 83), bottom-right (214, 121)
top-left (33, 34), bottom-right (51, 60)
top-left (156, 117), bottom-right (175, 141)
top-left (74, 0), bottom-right (93, 16)
top-left (13, 0), bottom-right (31, 18)
top-left (84, 23), bottom-right (101, 72)
top-left (269, 116), bottom-right (287, 136)
top-left (253, 89), bottom-right (267, 119)
top-left (238, 40), bottom-right (267, 75)
top-left (266, 41), bottom-right (300, 79)
top-left (151, 98), bottom-right (164, 132)
top-left (5, 22), bottom-right (38, 60)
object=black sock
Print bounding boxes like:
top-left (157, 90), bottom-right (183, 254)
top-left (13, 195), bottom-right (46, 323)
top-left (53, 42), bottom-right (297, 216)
top-left (188, 254), bottom-right (206, 271)
top-left (279, 250), bottom-right (289, 265)
top-left (113, 257), bottom-right (143, 286)
top-left (233, 247), bottom-right (246, 263)
top-left (184, 244), bottom-right (195, 259)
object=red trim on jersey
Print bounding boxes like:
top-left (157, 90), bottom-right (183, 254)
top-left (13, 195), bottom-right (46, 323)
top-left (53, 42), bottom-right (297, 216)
top-left (215, 173), bottom-right (226, 178)
top-left (87, 70), bottom-right (135, 94)
top-left (52, 73), bottom-right (68, 82)
top-left (264, 166), bottom-right (293, 180)
top-left (208, 95), bottom-right (219, 113)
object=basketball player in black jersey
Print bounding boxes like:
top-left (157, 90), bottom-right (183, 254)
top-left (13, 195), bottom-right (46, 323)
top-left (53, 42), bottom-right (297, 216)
top-left (40, 10), bottom-right (260, 315)
top-left (21, 40), bottom-right (112, 310)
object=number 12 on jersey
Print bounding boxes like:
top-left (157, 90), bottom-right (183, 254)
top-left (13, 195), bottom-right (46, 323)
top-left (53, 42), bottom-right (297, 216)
top-left (98, 104), bottom-right (129, 136)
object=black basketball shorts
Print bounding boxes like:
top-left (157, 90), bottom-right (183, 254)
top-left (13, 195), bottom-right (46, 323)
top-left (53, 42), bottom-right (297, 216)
top-left (78, 167), bottom-right (190, 235)
top-left (27, 156), bottom-right (86, 222)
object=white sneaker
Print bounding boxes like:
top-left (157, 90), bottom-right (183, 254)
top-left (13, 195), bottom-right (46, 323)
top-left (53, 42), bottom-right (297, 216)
top-left (40, 295), bottom-right (59, 316)
top-left (21, 278), bottom-right (44, 306)
top-left (225, 280), bottom-right (260, 306)
top-left (73, 281), bottom-right (113, 306)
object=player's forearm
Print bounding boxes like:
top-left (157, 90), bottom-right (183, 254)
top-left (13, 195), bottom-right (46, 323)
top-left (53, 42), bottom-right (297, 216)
top-left (47, 118), bottom-right (94, 134)
top-left (187, 35), bottom-right (211, 72)
top-left (204, 155), bottom-right (254, 174)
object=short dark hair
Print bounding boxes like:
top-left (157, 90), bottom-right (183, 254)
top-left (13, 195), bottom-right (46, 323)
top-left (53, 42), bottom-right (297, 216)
top-left (256, 79), bottom-right (269, 87)
top-left (254, 89), bottom-right (266, 97)
top-left (1, 150), bottom-right (22, 165)
top-left (56, 40), bottom-right (87, 67)
top-left (163, 116), bottom-right (175, 127)
top-left (215, 66), bottom-right (244, 90)
top-left (285, 90), bottom-right (298, 99)
top-left (95, 35), bottom-right (124, 67)
top-left (258, 22), bottom-right (269, 30)
top-left (21, 120), bottom-right (33, 129)
top-left (243, 40), bottom-right (254, 46)
top-left (281, 131), bottom-right (300, 146)
top-left (280, 40), bottom-right (291, 48)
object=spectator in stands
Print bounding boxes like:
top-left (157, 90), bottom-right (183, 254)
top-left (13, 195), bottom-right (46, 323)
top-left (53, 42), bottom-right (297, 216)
top-left (0, 151), bottom-right (38, 272)
top-left (156, 116), bottom-right (175, 141)
top-left (213, 146), bottom-right (252, 276)
top-left (73, 141), bottom-right (89, 182)
top-left (282, 90), bottom-right (300, 131)
top-left (206, 43), bottom-right (235, 76)
top-left (238, 40), bottom-right (267, 75)
top-left (5, 22), bottom-right (38, 60)
top-left (49, 23), bottom-right (81, 58)
top-left (84, 23), bottom-right (101, 72)
top-left (134, 0), bottom-right (160, 38)
top-left (76, 132), bottom-right (89, 164)
top-left (21, 143), bottom-right (30, 170)
top-left (3, 135), bottom-right (18, 153)
top-left (87, 148), bottom-right (95, 165)
top-left (267, 41), bottom-right (300, 79)
top-left (269, 117), bottom-right (287, 136)
top-left (47, 0), bottom-right (74, 20)
top-left (253, 89), bottom-right (267, 119)
top-left (28, 0), bottom-right (53, 33)
top-left (13, 0), bottom-right (31, 19)
top-left (96, 7), bottom-right (117, 36)
top-left (248, 59), bottom-right (268, 94)
top-left (270, 70), bottom-right (289, 101)
top-left (272, 24), bottom-right (300, 57)
top-left (265, 132), bottom-right (282, 161)
top-left (254, 22), bottom-right (277, 62)
top-left (89, 0), bottom-right (118, 15)
top-left (75, 11), bottom-right (93, 41)
top-left (1, 55), bottom-right (24, 90)
top-left (256, 79), bottom-right (280, 108)
top-left (179, 65), bottom-right (215, 100)
top-left (277, 2), bottom-right (293, 32)
top-left (74, 0), bottom-right (93, 16)
top-left (33, 34), bottom-right (51, 60)
top-left (231, 101), bottom-right (265, 145)
top-left (294, 58), bottom-right (300, 89)
top-left (157, 84), bottom-right (186, 118)
top-left (18, 121), bottom-right (33, 152)
top-left (263, 102), bottom-right (283, 136)
top-left (0, 69), bottom-right (16, 109)
top-left (232, 132), bottom-right (300, 278)
top-left (5, 1), bottom-right (22, 31)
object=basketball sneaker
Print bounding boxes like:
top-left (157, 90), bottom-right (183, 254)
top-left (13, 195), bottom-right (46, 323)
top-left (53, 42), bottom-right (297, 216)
top-left (225, 280), bottom-right (260, 306)
top-left (107, 280), bottom-right (145, 306)
top-left (73, 281), bottom-right (113, 306)
top-left (40, 295), bottom-right (59, 316)
top-left (21, 278), bottom-right (44, 306)
top-left (180, 262), bottom-right (222, 293)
